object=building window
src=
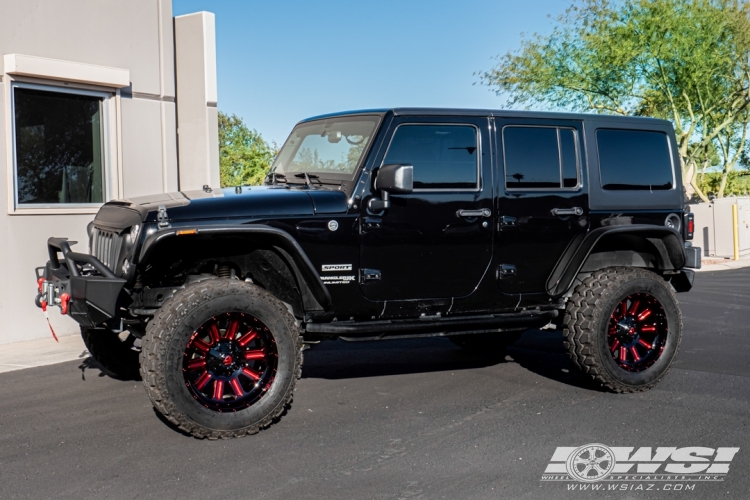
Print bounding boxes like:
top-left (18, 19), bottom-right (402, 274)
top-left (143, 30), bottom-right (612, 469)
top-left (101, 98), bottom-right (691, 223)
top-left (383, 124), bottom-right (480, 190)
top-left (12, 85), bottom-right (106, 207)
top-left (502, 126), bottom-right (580, 190)
top-left (596, 129), bottom-right (673, 190)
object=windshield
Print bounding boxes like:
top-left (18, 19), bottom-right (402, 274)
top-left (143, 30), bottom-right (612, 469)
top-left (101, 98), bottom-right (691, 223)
top-left (271, 115), bottom-right (380, 181)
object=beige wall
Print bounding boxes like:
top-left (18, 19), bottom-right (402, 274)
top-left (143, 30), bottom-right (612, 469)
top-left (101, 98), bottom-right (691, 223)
top-left (0, 0), bottom-right (189, 343)
top-left (691, 198), bottom-right (750, 259)
top-left (174, 12), bottom-right (221, 190)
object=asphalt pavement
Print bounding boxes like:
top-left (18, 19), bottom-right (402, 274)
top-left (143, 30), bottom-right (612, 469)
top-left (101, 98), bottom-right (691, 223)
top-left (1, 269), bottom-right (749, 500)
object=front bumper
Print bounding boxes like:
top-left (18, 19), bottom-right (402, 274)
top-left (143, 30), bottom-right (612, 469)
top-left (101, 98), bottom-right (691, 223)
top-left (35, 237), bottom-right (126, 327)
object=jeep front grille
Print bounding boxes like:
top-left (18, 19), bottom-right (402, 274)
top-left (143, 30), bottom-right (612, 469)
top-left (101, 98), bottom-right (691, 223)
top-left (91, 227), bottom-right (126, 272)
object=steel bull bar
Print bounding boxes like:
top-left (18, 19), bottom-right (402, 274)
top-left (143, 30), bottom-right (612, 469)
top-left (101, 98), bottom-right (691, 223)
top-left (35, 237), bottom-right (126, 328)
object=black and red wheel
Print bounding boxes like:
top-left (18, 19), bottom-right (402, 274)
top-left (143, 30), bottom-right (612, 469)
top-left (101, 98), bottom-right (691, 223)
top-left (607, 293), bottom-right (668, 372)
top-left (140, 279), bottom-right (302, 439)
top-left (563, 267), bottom-right (682, 392)
top-left (183, 313), bottom-right (278, 411)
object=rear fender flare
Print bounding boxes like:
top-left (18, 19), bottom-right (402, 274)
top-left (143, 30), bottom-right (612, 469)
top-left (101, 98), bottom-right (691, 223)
top-left (547, 225), bottom-right (686, 296)
top-left (138, 225), bottom-right (332, 310)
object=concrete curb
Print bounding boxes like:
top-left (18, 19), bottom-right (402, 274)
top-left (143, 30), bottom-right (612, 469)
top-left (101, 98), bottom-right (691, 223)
top-left (0, 334), bottom-right (87, 374)
top-left (695, 258), bottom-right (750, 272)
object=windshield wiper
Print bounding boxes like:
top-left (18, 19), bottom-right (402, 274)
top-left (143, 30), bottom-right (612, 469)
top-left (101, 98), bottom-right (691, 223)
top-left (266, 172), bottom-right (287, 185)
top-left (294, 172), bottom-right (322, 188)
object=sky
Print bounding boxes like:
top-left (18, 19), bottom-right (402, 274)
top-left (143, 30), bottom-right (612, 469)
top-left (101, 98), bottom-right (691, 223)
top-left (173, 0), bottom-right (570, 145)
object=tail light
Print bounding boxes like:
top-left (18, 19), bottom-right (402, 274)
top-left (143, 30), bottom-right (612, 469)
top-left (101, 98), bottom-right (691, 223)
top-left (684, 212), bottom-right (694, 240)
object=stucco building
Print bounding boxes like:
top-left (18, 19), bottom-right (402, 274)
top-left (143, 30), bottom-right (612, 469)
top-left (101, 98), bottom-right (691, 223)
top-left (1, 0), bottom-right (219, 343)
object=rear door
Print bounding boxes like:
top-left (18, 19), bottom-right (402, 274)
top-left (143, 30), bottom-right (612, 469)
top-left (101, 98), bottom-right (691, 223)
top-left (359, 116), bottom-right (494, 301)
top-left (493, 118), bottom-right (589, 295)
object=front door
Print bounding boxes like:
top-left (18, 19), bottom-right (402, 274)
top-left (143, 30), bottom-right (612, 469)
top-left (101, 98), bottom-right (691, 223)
top-left (494, 118), bottom-right (589, 296)
top-left (359, 117), bottom-right (494, 301)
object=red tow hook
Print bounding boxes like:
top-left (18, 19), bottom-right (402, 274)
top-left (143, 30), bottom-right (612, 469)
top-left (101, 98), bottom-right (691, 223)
top-left (37, 277), bottom-right (45, 293)
top-left (60, 293), bottom-right (71, 315)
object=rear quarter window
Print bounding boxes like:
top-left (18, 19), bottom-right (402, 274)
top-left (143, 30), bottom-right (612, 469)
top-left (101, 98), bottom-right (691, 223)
top-left (596, 129), bottom-right (673, 190)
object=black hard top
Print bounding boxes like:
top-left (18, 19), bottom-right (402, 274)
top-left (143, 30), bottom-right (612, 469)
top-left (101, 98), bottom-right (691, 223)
top-left (301, 107), bottom-right (672, 126)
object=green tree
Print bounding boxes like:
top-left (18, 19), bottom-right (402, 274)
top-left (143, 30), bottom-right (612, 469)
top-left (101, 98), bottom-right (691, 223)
top-left (218, 111), bottom-right (277, 187)
top-left (479, 0), bottom-right (750, 201)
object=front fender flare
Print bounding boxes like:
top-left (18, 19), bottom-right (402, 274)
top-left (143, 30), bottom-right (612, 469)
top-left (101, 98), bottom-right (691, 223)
top-left (547, 225), bottom-right (686, 296)
top-left (138, 225), bottom-right (332, 309)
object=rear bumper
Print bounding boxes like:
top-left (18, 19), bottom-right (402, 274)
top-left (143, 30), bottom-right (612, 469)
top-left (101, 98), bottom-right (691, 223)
top-left (684, 242), bottom-right (702, 269)
top-left (35, 237), bottom-right (126, 327)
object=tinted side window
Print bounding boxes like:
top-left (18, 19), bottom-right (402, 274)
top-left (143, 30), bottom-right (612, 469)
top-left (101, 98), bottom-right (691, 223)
top-left (503, 126), bottom-right (579, 189)
top-left (383, 124), bottom-right (478, 189)
top-left (597, 129), bottom-right (673, 190)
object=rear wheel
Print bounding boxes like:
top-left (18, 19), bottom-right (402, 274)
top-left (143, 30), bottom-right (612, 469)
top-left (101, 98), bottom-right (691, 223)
top-left (563, 267), bottom-right (682, 392)
top-left (140, 279), bottom-right (302, 439)
top-left (449, 331), bottom-right (524, 355)
top-left (80, 326), bottom-right (141, 380)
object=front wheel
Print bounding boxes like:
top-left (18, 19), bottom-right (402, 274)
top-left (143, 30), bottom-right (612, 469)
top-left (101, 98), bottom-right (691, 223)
top-left (563, 267), bottom-right (682, 393)
top-left (140, 279), bottom-right (302, 439)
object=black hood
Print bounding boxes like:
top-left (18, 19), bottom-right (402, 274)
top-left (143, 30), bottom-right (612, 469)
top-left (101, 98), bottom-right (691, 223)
top-left (94, 186), bottom-right (349, 231)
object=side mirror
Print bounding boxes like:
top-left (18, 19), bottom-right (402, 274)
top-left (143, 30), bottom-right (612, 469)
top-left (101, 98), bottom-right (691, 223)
top-left (369, 164), bottom-right (413, 212)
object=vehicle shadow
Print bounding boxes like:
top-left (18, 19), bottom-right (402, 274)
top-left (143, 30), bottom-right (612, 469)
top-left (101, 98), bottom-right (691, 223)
top-left (77, 355), bottom-right (109, 380)
top-left (77, 354), bottom-right (142, 382)
top-left (301, 329), bottom-right (596, 391)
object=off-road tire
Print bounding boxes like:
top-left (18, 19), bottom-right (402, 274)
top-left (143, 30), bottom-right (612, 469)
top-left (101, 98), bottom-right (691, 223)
top-left (81, 326), bottom-right (141, 380)
top-left (139, 279), bottom-right (302, 439)
top-left (449, 331), bottom-right (524, 355)
top-left (563, 267), bottom-right (682, 393)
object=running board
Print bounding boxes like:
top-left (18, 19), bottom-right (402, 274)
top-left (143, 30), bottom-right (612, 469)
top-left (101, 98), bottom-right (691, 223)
top-left (303, 310), bottom-right (558, 340)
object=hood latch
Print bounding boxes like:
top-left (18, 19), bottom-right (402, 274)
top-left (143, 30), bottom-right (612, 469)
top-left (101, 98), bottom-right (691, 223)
top-left (157, 204), bottom-right (170, 228)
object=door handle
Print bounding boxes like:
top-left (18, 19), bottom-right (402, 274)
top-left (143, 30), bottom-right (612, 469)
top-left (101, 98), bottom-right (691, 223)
top-left (551, 207), bottom-right (583, 216)
top-left (456, 208), bottom-right (492, 218)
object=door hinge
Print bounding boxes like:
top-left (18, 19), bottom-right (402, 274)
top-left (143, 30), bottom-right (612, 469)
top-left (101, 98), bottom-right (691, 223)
top-left (360, 268), bottom-right (381, 283)
top-left (496, 264), bottom-right (517, 279)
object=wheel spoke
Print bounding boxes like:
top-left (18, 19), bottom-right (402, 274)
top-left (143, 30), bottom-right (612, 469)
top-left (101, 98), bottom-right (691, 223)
top-left (630, 346), bottom-right (641, 362)
top-left (610, 339), bottom-right (620, 352)
top-left (637, 338), bottom-right (652, 349)
top-left (619, 346), bottom-right (628, 362)
top-left (192, 338), bottom-right (211, 354)
top-left (213, 379), bottom-right (224, 400)
top-left (637, 308), bottom-right (652, 321)
top-left (229, 377), bottom-right (244, 397)
top-left (244, 349), bottom-right (265, 361)
top-left (224, 319), bottom-right (240, 340)
top-left (186, 358), bottom-right (206, 370)
top-left (640, 325), bottom-right (656, 332)
top-left (208, 323), bottom-right (221, 344)
top-left (237, 329), bottom-right (258, 347)
top-left (195, 371), bottom-right (211, 390)
top-left (242, 367), bottom-right (261, 381)
top-left (628, 298), bottom-right (640, 316)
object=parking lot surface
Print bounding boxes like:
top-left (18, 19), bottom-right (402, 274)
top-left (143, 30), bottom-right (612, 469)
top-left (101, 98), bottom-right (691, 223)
top-left (1, 269), bottom-right (749, 499)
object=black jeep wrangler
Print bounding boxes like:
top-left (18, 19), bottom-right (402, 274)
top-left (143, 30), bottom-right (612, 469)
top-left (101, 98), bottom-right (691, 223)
top-left (36, 108), bottom-right (700, 438)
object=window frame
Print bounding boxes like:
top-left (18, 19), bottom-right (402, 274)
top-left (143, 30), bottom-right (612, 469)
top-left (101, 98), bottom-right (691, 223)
top-left (501, 124), bottom-right (582, 192)
top-left (8, 81), bottom-right (113, 212)
top-left (380, 122), bottom-right (482, 193)
top-left (595, 128), bottom-right (676, 192)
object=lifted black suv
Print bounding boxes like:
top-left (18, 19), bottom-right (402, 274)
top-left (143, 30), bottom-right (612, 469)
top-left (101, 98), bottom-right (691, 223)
top-left (36, 108), bottom-right (701, 438)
